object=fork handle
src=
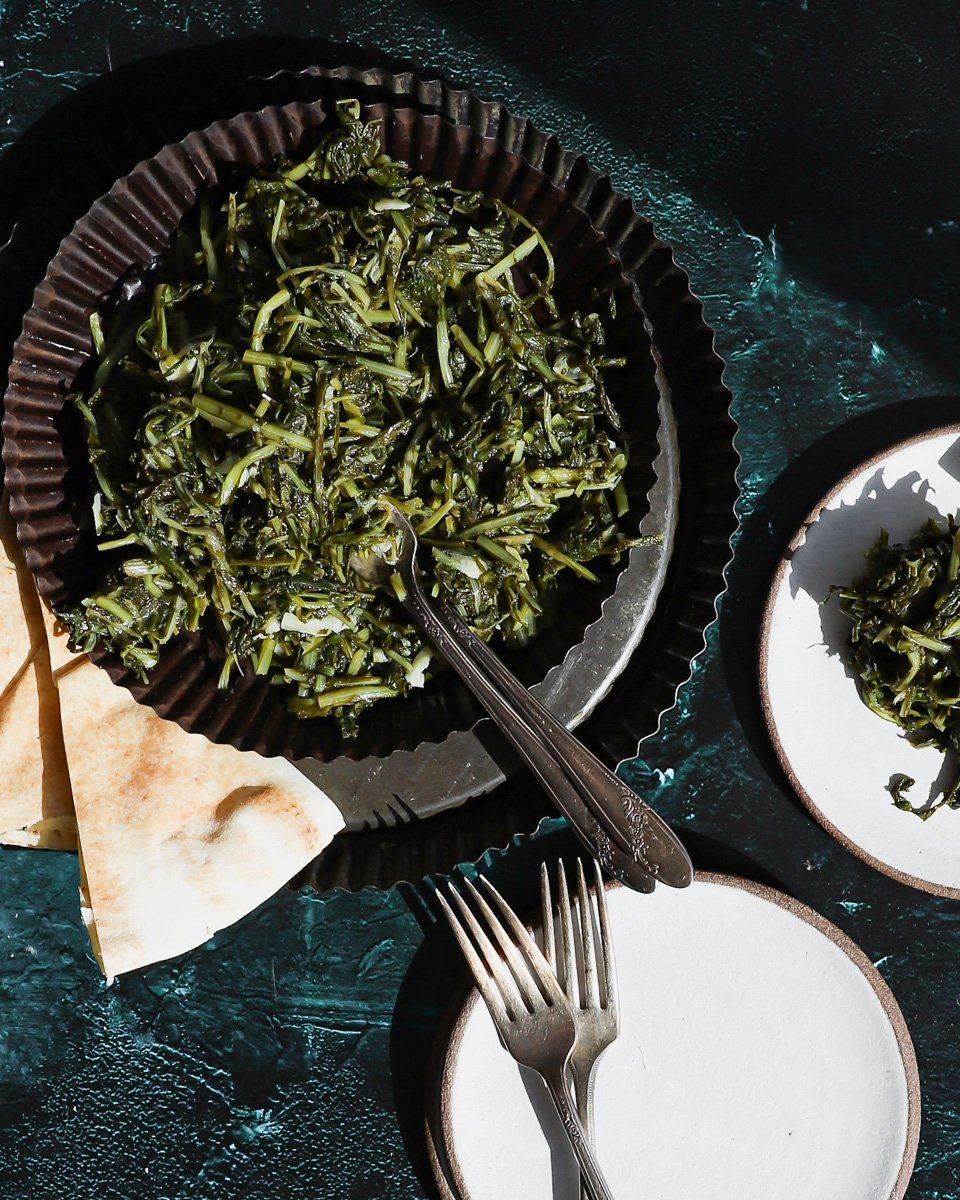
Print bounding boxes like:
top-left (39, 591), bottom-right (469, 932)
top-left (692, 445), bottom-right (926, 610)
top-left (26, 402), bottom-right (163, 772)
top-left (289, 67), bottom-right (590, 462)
top-left (434, 595), bottom-right (692, 889)
top-left (396, 580), bottom-right (653, 891)
top-left (570, 1060), bottom-right (599, 1200)
top-left (543, 1068), bottom-right (617, 1200)
top-left (398, 574), bottom-right (687, 891)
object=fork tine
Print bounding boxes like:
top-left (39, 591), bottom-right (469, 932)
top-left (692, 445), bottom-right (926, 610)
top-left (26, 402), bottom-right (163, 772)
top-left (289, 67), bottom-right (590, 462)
top-left (441, 883), bottom-right (526, 1019)
top-left (436, 888), bottom-right (511, 1025)
top-left (593, 859), bottom-right (617, 1013)
top-left (476, 876), bottom-right (567, 1009)
top-left (463, 877), bottom-right (544, 1011)
top-left (540, 862), bottom-right (556, 972)
top-left (556, 860), bottom-right (578, 1006)
top-left (577, 859), bottom-right (601, 1011)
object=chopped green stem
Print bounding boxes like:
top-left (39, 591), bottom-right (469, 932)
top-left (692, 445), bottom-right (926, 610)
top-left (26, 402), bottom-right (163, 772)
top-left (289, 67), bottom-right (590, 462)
top-left (192, 394), bottom-right (314, 453)
top-left (836, 515), bottom-right (960, 818)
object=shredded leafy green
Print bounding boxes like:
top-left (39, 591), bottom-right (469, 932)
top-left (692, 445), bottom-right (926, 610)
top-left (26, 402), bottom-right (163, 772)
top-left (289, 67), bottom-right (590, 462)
top-left (61, 99), bottom-right (641, 735)
top-left (835, 517), bottom-right (960, 818)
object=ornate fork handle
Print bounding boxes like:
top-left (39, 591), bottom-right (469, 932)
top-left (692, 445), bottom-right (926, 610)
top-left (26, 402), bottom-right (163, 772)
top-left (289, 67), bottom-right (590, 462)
top-left (571, 1058), bottom-right (602, 1200)
top-left (397, 571), bottom-right (653, 889)
top-left (542, 1068), bottom-right (617, 1200)
top-left (399, 568), bottom-right (691, 890)
top-left (435, 593), bottom-right (691, 886)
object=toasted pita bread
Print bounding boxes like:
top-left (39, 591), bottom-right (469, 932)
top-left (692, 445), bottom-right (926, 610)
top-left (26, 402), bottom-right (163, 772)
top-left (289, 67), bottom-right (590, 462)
top-left (55, 651), bottom-right (344, 982)
top-left (0, 495), bottom-right (75, 849)
top-left (0, 489), bottom-right (344, 977)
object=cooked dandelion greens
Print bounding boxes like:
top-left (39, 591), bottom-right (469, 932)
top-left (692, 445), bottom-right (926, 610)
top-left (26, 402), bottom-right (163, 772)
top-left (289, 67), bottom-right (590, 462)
top-left (835, 516), bottom-right (960, 818)
top-left (62, 100), bottom-right (641, 735)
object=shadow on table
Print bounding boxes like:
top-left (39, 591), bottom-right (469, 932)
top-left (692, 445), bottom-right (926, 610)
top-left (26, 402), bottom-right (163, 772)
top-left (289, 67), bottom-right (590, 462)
top-left (0, 35), bottom-right (439, 240)
top-left (413, 0), bottom-right (960, 383)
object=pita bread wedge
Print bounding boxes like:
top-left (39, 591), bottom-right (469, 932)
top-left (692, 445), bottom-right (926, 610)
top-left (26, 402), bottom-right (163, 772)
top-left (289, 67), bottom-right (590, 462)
top-left (55, 651), bottom-right (344, 982)
top-left (0, 494), bottom-right (75, 849)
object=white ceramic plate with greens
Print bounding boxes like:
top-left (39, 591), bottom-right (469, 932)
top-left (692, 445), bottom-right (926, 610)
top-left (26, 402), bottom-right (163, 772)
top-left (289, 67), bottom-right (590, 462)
top-left (762, 424), bottom-right (960, 897)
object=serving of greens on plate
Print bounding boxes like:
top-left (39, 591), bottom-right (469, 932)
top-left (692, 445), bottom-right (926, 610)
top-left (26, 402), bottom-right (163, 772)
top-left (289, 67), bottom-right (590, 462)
top-left (833, 516), bottom-right (960, 819)
top-left (60, 101), bottom-right (640, 735)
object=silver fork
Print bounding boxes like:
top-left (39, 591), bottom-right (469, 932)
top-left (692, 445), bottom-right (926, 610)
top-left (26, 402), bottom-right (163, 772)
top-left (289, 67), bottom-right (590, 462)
top-left (438, 876), bottom-right (617, 1200)
top-left (542, 860), bottom-right (619, 1200)
top-left (352, 505), bottom-right (693, 894)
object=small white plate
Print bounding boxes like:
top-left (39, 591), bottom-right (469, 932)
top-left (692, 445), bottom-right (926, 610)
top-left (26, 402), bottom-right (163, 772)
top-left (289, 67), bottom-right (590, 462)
top-left (428, 874), bottom-right (919, 1200)
top-left (761, 423), bottom-right (960, 896)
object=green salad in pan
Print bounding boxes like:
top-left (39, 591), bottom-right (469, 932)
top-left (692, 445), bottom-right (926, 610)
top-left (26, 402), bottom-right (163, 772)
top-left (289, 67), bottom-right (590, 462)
top-left (62, 100), bottom-right (641, 735)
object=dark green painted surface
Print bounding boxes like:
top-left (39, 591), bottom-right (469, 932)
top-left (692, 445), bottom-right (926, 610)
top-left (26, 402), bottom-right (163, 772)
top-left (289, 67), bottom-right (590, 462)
top-left (1, 2), bottom-right (959, 1196)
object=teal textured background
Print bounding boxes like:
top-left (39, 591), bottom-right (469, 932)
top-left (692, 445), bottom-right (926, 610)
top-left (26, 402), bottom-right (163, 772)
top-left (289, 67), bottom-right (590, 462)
top-left (1, 2), bottom-right (959, 1196)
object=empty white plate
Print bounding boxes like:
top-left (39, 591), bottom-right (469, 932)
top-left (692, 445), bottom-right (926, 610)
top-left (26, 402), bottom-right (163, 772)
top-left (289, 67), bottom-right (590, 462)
top-left (761, 423), bottom-right (960, 896)
top-left (429, 874), bottom-right (919, 1200)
